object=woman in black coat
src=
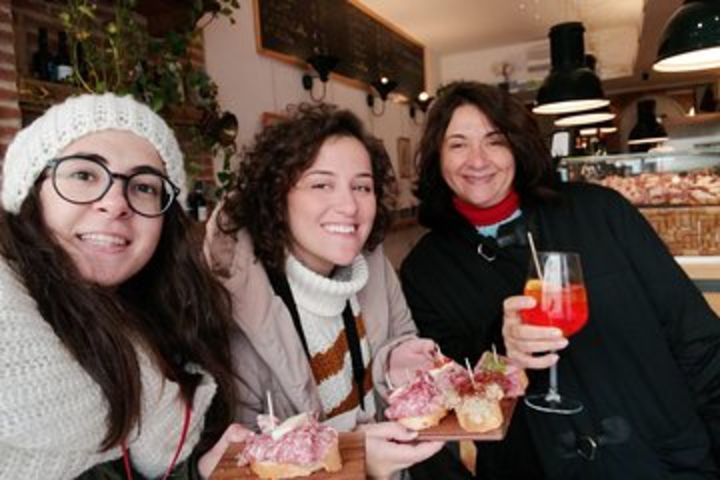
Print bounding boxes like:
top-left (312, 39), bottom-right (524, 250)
top-left (400, 81), bottom-right (720, 479)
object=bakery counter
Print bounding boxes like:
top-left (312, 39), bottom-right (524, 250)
top-left (676, 256), bottom-right (720, 315)
top-left (561, 151), bottom-right (720, 256)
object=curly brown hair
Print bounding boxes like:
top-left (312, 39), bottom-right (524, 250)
top-left (415, 81), bottom-right (558, 229)
top-left (218, 103), bottom-right (395, 271)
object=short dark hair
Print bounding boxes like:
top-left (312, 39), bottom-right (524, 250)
top-left (415, 81), bottom-right (557, 229)
top-left (219, 103), bottom-right (395, 271)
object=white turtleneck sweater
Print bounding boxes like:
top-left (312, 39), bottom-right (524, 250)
top-left (285, 254), bottom-right (377, 431)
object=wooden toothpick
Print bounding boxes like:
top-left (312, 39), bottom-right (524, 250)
top-left (464, 358), bottom-right (477, 389)
top-left (385, 372), bottom-right (395, 391)
top-left (266, 391), bottom-right (276, 430)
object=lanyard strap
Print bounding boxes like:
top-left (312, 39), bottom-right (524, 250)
top-left (266, 268), bottom-right (366, 409)
top-left (122, 400), bottom-right (192, 480)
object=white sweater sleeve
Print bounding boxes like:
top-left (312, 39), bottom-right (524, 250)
top-left (128, 360), bottom-right (217, 478)
top-left (0, 260), bottom-right (118, 477)
top-left (0, 260), bottom-right (218, 478)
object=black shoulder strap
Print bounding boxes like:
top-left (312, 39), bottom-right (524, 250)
top-left (266, 267), bottom-right (366, 410)
top-left (342, 302), bottom-right (366, 409)
top-left (266, 268), bottom-right (311, 358)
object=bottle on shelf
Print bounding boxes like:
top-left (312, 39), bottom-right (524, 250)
top-left (54, 31), bottom-right (73, 81)
top-left (31, 27), bottom-right (52, 81)
top-left (187, 180), bottom-right (208, 222)
top-left (75, 42), bottom-right (88, 81)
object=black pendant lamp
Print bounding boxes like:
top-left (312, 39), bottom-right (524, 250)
top-left (579, 120), bottom-right (617, 137)
top-left (533, 22), bottom-right (609, 115)
top-left (654, 0), bottom-right (720, 72)
top-left (554, 105), bottom-right (615, 127)
top-left (628, 100), bottom-right (668, 152)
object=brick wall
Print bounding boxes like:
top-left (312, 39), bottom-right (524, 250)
top-left (2, 0), bottom-right (215, 188)
top-left (0, 0), bottom-right (20, 165)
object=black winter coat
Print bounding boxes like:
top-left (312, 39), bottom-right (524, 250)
top-left (401, 183), bottom-right (720, 480)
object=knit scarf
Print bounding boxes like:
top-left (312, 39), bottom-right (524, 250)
top-left (453, 190), bottom-right (520, 226)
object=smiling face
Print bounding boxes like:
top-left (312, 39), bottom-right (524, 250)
top-left (440, 104), bottom-right (516, 208)
top-left (38, 130), bottom-right (165, 287)
top-left (286, 135), bottom-right (376, 276)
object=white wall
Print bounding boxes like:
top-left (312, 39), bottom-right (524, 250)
top-left (440, 39), bottom-right (548, 90)
top-left (202, 0), bottom-right (432, 208)
top-left (439, 27), bottom-right (639, 90)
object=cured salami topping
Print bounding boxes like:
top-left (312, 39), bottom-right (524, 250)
top-left (236, 414), bottom-right (338, 466)
top-left (385, 372), bottom-right (445, 419)
top-left (475, 351), bottom-right (528, 398)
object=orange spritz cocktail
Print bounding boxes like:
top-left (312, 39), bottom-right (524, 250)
top-left (521, 279), bottom-right (588, 337)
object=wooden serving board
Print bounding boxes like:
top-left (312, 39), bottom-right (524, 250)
top-left (416, 397), bottom-right (517, 441)
top-left (210, 432), bottom-right (366, 480)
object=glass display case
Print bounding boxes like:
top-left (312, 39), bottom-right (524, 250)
top-left (560, 150), bottom-right (720, 206)
top-left (560, 151), bottom-right (720, 256)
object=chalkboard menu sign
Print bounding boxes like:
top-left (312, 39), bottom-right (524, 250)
top-left (254, 0), bottom-right (425, 100)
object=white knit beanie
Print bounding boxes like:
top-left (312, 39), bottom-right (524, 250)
top-left (1, 93), bottom-right (186, 214)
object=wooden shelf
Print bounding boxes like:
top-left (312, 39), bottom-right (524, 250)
top-left (17, 77), bottom-right (79, 125)
top-left (134, 0), bottom-right (203, 37)
top-left (665, 112), bottom-right (720, 128)
top-left (17, 76), bottom-right (206, 129)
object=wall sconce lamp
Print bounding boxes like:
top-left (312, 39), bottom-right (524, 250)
top-left (367, 76), bottom-right (398, 116)
top-left (409, 91), bottom-right (434, 123)
top-left (533, 22), bottom-right (609, 115)
top-left (302, 54), bottom-right (339, 102)
top-left (654, 0), bottom-right (720, 72)
top-left (202, 111), bottom-right (239, 147)
top-left (628, 99), bottom-right (668, 152)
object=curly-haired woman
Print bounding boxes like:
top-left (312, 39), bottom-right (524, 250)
top-left (0, 93), bottom-right (248, 479)
top-left (205, 103), bottom-right (443, 479)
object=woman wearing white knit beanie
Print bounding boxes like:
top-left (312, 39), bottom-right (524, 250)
top-left (0, 93), bottom-right (248, 479)
top-left (205, 103), bottom-right (444, 479)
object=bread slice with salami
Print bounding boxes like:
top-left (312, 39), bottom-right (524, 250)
top-left (384, 350), bottom-right (528, 435)
top-left (235, 412), bottom-right (342, 479)
top-left (384, 371), bottom-right (448, 430)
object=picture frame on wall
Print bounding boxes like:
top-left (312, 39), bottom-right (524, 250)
top-left (397, 136), bottom-right (412, 179)
top-left (261, 111), bottom-right (286, 127)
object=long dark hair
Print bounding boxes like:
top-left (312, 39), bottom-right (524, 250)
top-left (0, 189), bottom-right (236, 452)
top-left (415, 81), bottom-right (558, 229)
top-left (218, 103), bottom-right (395, 271)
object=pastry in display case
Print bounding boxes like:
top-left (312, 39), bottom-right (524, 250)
top-left (560, 151), bottom-right (720, 255)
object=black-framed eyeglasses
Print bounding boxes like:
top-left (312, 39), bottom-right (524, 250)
top-left (46, 154), bottom-right (181, 218)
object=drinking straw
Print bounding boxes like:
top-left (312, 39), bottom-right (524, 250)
top-left (527, 232), bottom-right (543, 279)
top-left (266, 391), bottom-right (276, 429)
top-left (492, 343), bottom-right (498, 363)
top-left (464, 358), bottom-right (477, 389)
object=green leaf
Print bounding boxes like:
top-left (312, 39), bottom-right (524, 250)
top-left (78, 5), bottom-right (96, 18)
top-left (151, 96), bottom-right (164, 112)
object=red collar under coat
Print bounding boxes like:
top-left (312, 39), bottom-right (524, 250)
top-left (452, 190), bottom-right (520, 226)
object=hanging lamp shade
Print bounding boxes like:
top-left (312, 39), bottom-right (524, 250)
top-left (533, 22), bottom-right (609, 115)
top-left (554, 105), bottom-right (616, 127)
top-left (654, 0), bottom-right (720, 72)
top-left (628, 100), bottom-right (668, 151)
top-left (579, 120), bottom-right (617, 137)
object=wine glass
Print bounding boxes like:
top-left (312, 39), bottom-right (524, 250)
top-left (520, 251), bottom-right (588, 415)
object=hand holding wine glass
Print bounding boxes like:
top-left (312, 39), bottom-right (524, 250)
top-left (512, 236), bottom-right (589, 414)
top-left (502, 295), bottom-right (569, 370)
